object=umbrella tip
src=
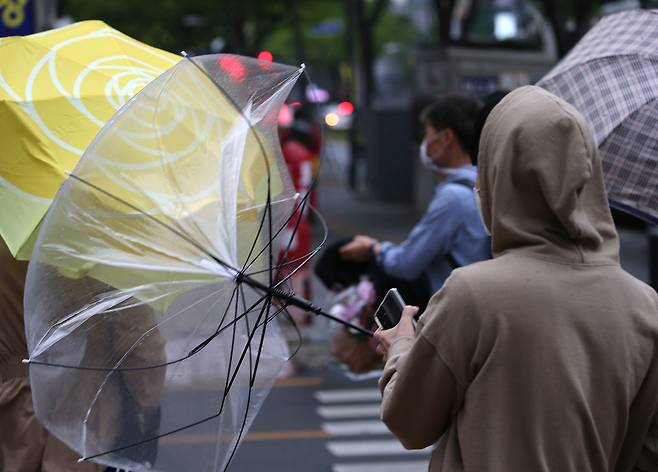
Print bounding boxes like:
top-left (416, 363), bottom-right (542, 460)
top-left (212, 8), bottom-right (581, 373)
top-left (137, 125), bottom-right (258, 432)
top-left (21, 358), bottom-right (30, 364)
top-left (300, 63), bottom-right (306, 70)
top-left (181, 50), bottom-right (188, 57)
top-left (77, 457), bottom-right (87, 463)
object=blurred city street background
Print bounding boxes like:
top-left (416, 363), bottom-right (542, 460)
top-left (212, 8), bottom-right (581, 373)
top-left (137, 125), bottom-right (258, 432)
top-left (2, 1), bottom-right (656, 471)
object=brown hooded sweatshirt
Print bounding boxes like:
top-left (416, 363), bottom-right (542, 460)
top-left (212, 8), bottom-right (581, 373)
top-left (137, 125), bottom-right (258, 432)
top-left (0, 239), bottom-right (104, 472)
top-left (379, 86), bottom-right (658, 471)
top-left (1, 237), bottom-right (166, 470)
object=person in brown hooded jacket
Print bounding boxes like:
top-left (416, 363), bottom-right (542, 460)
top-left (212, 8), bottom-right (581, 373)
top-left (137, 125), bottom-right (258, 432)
top-left (0, 239), bottom-right (104, 472)
top-left (1, 236), bottom-right (167, 471)
top-left (375, 86), bottom-right (658, 471)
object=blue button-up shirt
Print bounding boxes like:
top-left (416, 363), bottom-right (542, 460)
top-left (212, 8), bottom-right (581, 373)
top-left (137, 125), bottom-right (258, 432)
top-left (377, 165), bottom-right (490, 293)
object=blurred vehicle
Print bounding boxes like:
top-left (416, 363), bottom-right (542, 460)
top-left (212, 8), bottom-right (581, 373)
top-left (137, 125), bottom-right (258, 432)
top-left (414, 0), bottom-right (557, 100)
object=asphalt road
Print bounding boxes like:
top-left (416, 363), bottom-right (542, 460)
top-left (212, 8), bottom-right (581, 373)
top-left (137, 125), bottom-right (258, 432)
top-left (154, 364), bottom-right (431, 472)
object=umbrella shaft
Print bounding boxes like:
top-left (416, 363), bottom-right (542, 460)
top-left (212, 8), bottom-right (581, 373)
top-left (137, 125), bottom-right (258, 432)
top-left (241, 274), bottom-right (373, 337)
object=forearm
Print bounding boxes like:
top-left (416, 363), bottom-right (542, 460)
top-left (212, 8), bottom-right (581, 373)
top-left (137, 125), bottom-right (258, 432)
top-left (377, 242), bottom-right (429, 280)
top-left (379, 334), bottom-right (459, 449)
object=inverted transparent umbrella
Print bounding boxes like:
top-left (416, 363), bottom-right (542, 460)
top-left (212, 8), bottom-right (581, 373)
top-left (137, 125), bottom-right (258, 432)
top-left (23, 53), bottom-right (368, 472)
top-left (538, 9), bottom-right (658, 223)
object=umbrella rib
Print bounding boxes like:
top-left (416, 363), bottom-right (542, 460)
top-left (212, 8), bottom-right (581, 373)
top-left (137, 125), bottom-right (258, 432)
top-left (29, 286), bottom-right (275, 372)
top-left (37, 175), bottom-right (373, 352)
top-left (240, 178), bottom-right (314, 276)
top-left (80, 292), bottom-right (286, 463)
top-left (241, 63), bottom-right (326, 278)
top-left (220, 285), bottom-right (260, 472)
top-left (278, 304), bottom-right (304, 360)
top-left (224, 285), bottom-right (257, 469)
top-left (220, 281), bottom-right (242, 403)
top-left (182, 54), bottom-right (304, 278)
top-left (179, 56), bottom-right (350, 336)
top-left (222, 290), bottom-right (272, 472)
top-left (65, 149), bottom-right (370, 336)
top-left (248, 203), bottom-right (328, 278)
top-left (186, 285), bottom-right (240, 356)
top-left (66, 172), bottom-right (237, 273)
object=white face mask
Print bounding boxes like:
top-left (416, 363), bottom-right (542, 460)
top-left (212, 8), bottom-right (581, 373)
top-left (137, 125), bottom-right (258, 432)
top-left (419, 138), bottom-right (438, 171)
top-left (419, 135), bottom-right (458, 175)
top-left (473, 187), bottom-right (491, 236)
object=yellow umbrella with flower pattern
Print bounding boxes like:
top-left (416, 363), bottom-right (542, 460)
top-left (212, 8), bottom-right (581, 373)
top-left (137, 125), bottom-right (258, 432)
top-left (0, 20), bottom-right (179, 259)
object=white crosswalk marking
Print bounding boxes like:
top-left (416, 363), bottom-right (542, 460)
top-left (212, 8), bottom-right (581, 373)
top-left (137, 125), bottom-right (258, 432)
top-left (326, 439), bottom-right (432, 457)
top-left (332, 461), bottom-right (429, 472)
top-left (322, 420), bottom-right (389, 436)
top-left (317, 386), bottom-right (429, 470)
top-left (317, 404), bottom-right (381, 419)
top-left (315, 388), bottom-right (381, 403)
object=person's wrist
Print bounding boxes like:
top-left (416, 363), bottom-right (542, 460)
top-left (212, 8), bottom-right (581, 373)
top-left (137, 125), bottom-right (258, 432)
top-left (367, 240), bottom-right (379, 259)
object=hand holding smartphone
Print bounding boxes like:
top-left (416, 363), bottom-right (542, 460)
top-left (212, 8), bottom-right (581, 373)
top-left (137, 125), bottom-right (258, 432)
top-left (374, 288), bottom-right (407, 330)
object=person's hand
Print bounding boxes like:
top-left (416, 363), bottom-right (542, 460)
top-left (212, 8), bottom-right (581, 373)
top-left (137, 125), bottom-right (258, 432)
top-left (339, 235), bottom-right (378, 262)
top-left (373, 305), bottom-right (419, 361)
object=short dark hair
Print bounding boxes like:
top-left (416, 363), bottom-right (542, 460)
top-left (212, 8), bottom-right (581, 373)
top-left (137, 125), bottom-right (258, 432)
top-left (470, 90), bottom-right (509, 165)
top-left (421, 93), bottom-right (482, 155)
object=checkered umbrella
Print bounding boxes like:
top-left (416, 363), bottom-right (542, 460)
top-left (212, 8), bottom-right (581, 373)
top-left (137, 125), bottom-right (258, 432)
top-left (538, 9), bottom-right (658, 224)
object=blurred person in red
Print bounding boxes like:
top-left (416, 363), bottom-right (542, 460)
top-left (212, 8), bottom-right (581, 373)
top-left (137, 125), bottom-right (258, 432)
top-left (278, 111), bottom-right (316, 325)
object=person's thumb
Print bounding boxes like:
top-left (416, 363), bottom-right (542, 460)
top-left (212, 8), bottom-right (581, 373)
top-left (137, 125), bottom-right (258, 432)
top-left (401, 305), bottom-right (419, 320)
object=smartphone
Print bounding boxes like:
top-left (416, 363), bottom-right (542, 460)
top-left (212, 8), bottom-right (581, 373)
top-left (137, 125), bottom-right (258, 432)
top-left (374, 288), bottom-right (406, 330)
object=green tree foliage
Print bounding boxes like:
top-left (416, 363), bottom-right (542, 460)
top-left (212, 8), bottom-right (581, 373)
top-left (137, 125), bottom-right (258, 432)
top-left (64, 0), bottom-right (292, 54)
top-left (264, 0), bottom-right (344, 66)
top-left (62, 0), bottom-right (425, 105)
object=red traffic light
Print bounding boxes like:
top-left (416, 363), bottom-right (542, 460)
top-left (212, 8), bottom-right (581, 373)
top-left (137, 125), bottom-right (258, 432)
top-left (337, 101), bottom-right (354, 116)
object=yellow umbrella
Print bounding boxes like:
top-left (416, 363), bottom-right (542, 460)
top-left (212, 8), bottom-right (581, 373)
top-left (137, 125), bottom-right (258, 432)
top-left (0, 20), bottom-right (179, 259)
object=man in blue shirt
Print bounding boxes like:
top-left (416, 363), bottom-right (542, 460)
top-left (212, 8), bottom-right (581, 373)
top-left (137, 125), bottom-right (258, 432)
top-left (339, 94), bottom-right (490, 304)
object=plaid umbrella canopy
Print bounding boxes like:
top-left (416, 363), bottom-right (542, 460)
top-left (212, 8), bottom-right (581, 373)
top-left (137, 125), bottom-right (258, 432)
top-left (538, 9), bottom-right (658, 223)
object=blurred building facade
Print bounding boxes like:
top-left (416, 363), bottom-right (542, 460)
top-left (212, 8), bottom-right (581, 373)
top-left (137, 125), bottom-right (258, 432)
top-left (364, 0), bottom-right (558, 209)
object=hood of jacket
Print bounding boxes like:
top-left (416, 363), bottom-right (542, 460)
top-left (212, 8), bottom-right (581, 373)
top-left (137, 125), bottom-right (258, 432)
top-left (477, 86), bottom-right (619, 264)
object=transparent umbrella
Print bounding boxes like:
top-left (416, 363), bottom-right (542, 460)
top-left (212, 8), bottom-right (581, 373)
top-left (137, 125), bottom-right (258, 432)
top-left (23, 53), bottom-right (368, 472)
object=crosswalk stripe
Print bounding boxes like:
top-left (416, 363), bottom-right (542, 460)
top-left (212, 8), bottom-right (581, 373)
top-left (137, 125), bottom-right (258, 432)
top-left (315, 388), bottom-right (381, 403)
top-left (326, 439), bottom-right (432, 457)
top-left (322, 420), bottom-right (390, 436)
top-left (332, 460), bottom-right (429, 472)
top-left (317, 404), bottom-right (381, 419)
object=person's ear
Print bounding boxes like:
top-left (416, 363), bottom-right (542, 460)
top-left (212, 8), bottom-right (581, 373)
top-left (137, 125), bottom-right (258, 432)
top-left (442, 128), bottom-right (456, 146)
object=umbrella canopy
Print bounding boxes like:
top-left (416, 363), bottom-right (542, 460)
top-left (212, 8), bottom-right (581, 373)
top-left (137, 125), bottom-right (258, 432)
top-left (537, 9), bottom-right (658, 223)
top-left (0, 20), bottom-right (179, 259)
top-left (24, 52), bottom-right (307, 472)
